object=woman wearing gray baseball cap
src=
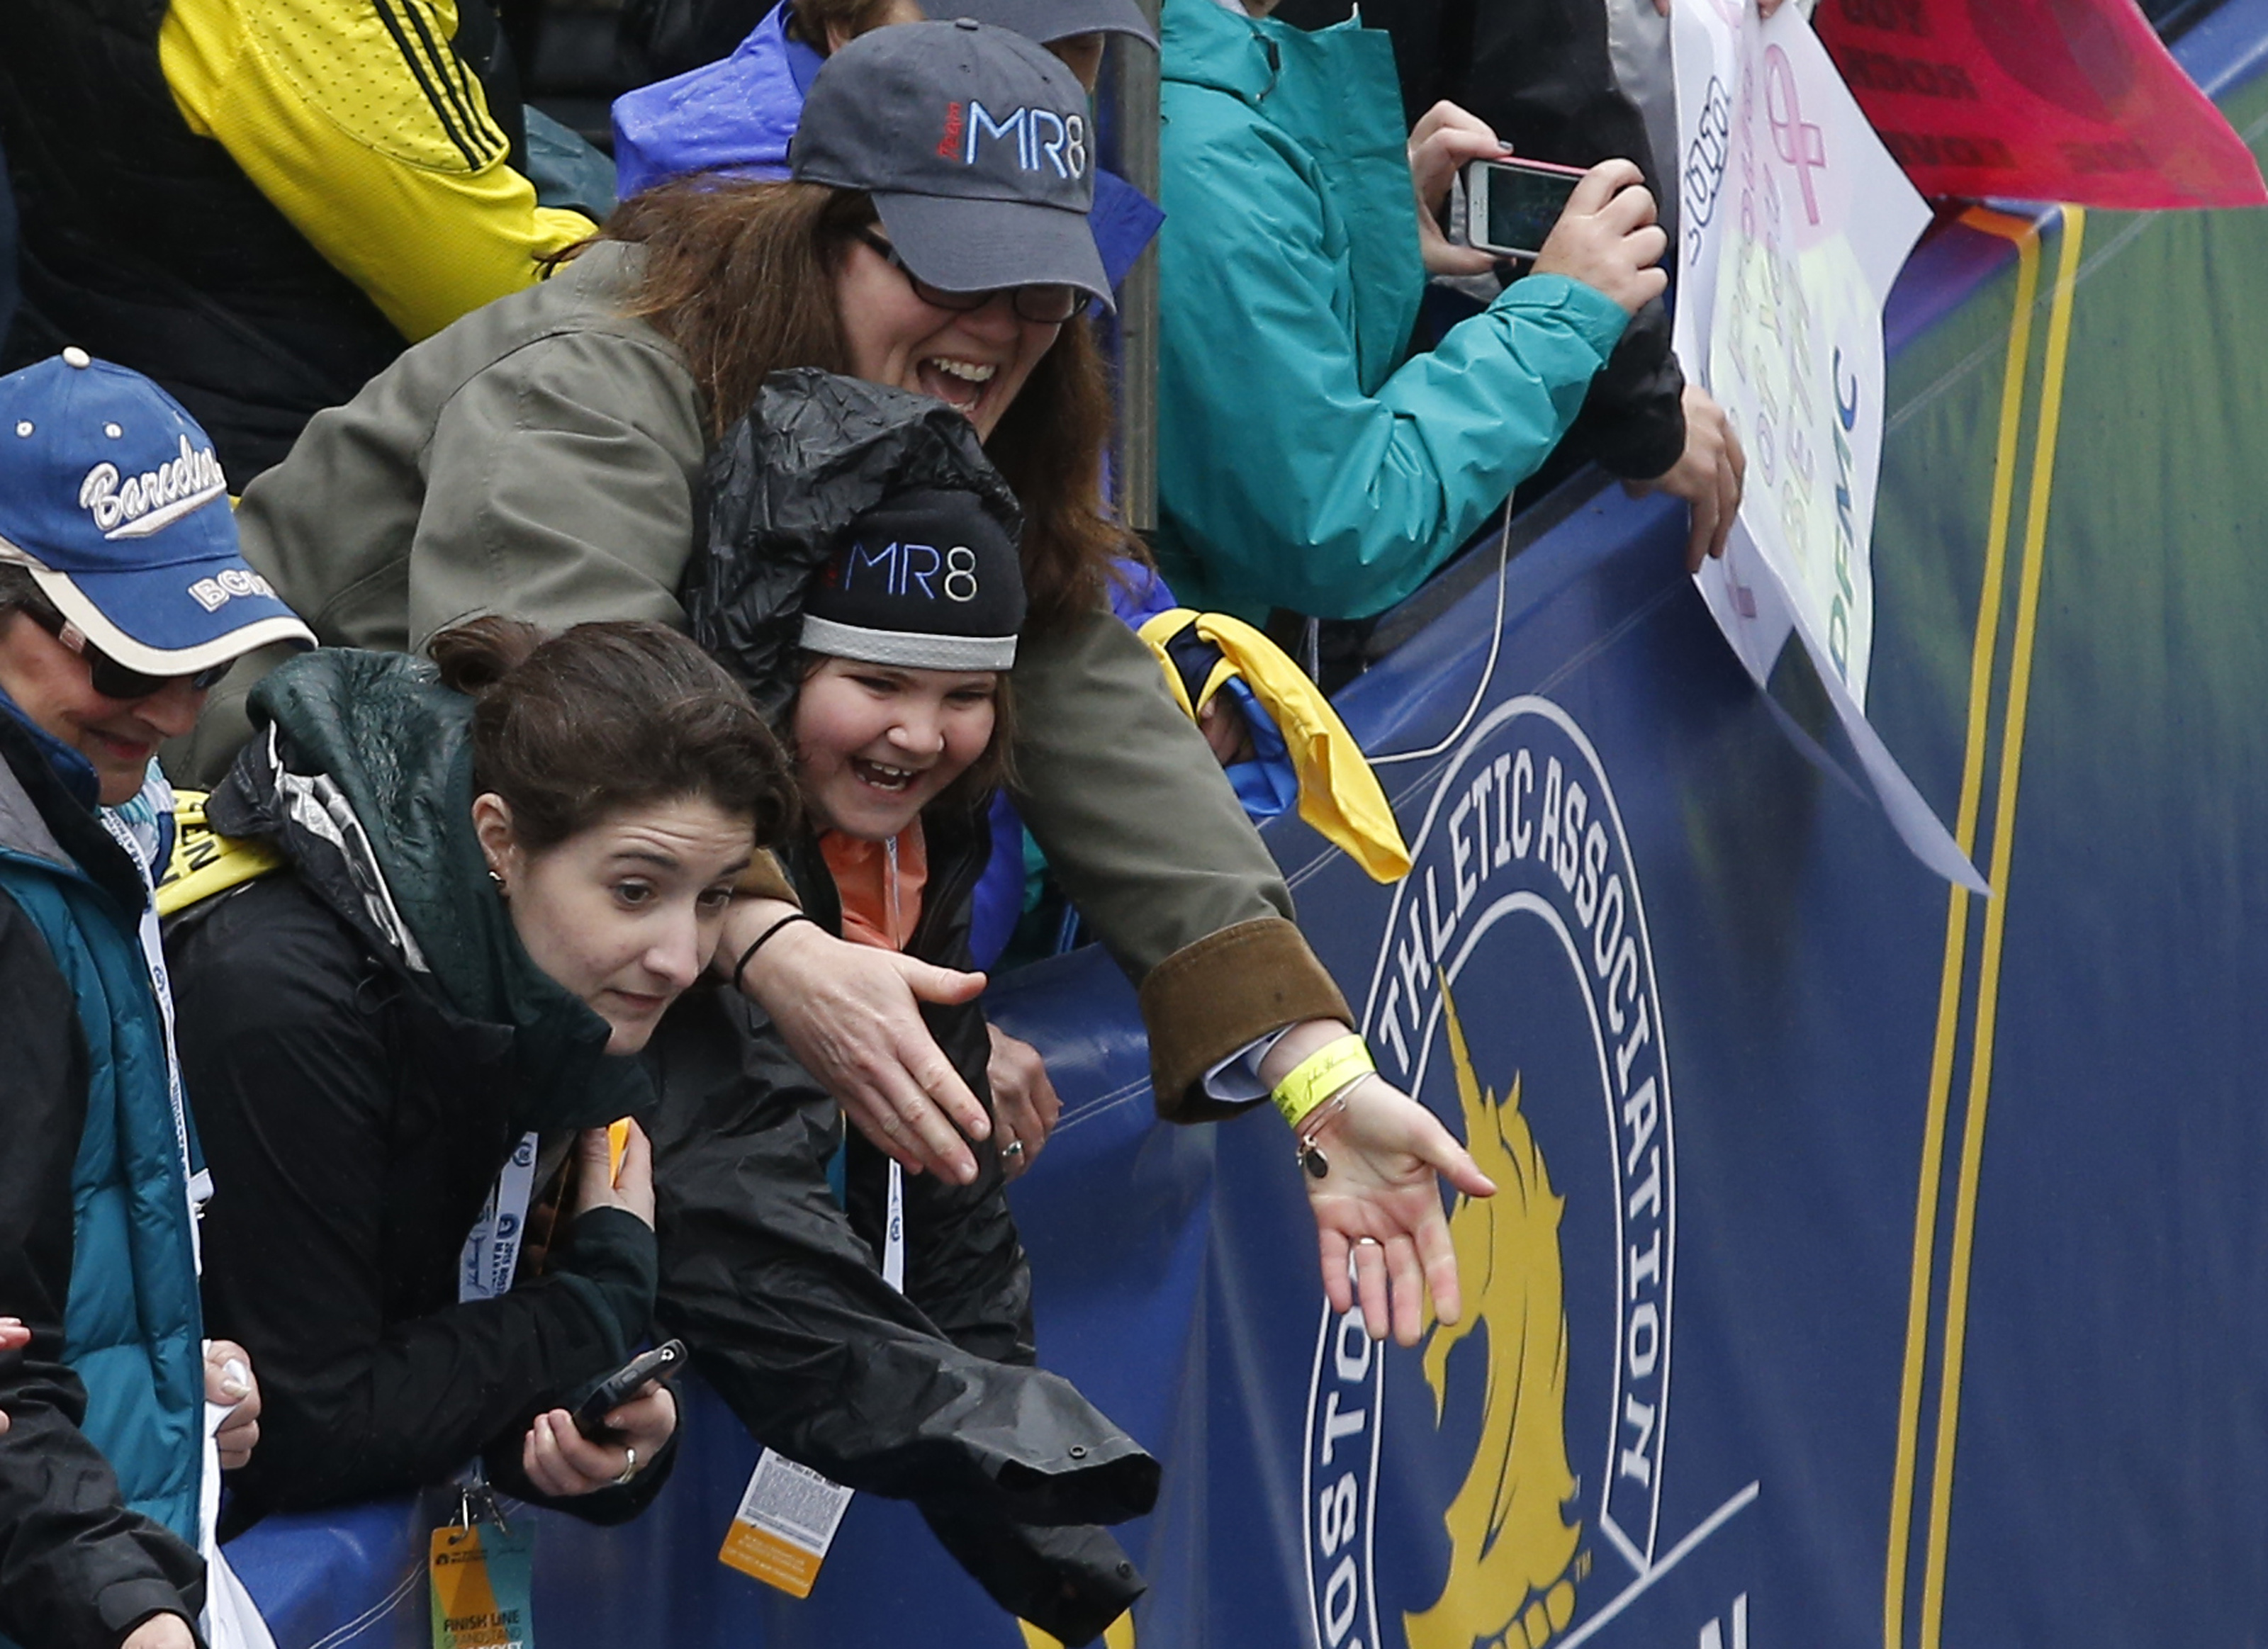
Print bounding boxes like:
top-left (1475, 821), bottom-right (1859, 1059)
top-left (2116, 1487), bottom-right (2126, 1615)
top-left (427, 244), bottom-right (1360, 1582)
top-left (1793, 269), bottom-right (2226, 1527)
top-left (210, 22), bottom-right (1492, 1387)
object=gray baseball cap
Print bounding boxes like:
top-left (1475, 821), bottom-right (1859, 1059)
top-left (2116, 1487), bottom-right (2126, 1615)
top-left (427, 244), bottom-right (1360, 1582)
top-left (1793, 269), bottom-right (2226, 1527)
top-left (938, 0), bottom-right (1158, 49)
top-left (791, 21), bottom-right (1111, 309)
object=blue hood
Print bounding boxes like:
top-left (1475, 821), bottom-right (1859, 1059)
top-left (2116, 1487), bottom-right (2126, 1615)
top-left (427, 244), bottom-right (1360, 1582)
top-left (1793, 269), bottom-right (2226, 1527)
top-left (612, 4), bottom-right (819, 198)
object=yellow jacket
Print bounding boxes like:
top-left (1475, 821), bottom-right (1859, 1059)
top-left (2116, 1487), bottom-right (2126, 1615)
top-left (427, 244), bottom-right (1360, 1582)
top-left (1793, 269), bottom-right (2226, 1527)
top-left (158, 0), bottom-right (594, 342)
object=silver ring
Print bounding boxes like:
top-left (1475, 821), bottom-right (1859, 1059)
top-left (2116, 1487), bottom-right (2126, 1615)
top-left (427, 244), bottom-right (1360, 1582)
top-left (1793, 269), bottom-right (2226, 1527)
top-left (614, 1445), bottom-right (638, 1487)
top-left (1002, 1139), bottom-right (1026, 1159)
top-left (1354, 1237), bottom-right (1382, 1248)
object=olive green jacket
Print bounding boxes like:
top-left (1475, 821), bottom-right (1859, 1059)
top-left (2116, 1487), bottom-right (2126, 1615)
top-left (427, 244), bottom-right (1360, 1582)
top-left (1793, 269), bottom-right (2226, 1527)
top-left (192, 242), bottom-right (1346, 1115)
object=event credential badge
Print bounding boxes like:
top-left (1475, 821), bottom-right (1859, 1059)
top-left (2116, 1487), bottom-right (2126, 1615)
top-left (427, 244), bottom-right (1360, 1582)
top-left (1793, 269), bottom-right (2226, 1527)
top-left (718, 1448), bottom-right (857, 1598)
top-left (717, 1163), bottom-right (904, 1597)
top-left (430, 1501), bottom-right (535, 1649)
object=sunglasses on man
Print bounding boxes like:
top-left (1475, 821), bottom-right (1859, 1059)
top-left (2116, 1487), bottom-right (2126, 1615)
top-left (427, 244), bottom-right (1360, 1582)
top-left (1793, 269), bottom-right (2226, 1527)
top-left (20, 601), bottom-right (232, 698)
top-left (855, 229), bottom-right (1087, 325)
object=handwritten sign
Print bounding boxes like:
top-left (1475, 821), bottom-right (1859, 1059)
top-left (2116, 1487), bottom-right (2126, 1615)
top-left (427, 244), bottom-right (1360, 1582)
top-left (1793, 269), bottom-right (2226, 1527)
top-left (1673, 1), bottom-right (1984, 891)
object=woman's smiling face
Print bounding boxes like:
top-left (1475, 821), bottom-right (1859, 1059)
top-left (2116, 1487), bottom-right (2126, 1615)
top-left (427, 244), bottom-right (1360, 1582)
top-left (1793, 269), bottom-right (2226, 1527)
top-left (0, 610), bottom-right (209, 806)
top-left (833, 232), bottom-right (1064, 439)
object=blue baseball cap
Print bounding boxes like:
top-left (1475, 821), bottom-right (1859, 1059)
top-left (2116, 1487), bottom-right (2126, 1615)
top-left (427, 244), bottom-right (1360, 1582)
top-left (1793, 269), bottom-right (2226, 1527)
top-left (0, 351), bottom-right (314, 676)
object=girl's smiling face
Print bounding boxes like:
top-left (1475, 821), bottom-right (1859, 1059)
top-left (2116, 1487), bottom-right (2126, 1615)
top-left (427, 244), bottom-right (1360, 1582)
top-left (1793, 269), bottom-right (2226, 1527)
top-left (792, 656), bottom-right (999, 840)
top-left (833, 232), bottom-right (1064, 439)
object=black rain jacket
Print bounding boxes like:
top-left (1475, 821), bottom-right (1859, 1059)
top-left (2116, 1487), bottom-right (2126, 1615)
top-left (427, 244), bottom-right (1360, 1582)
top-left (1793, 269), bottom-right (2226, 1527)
top-left (164, 650), bottom-right (675, 1535)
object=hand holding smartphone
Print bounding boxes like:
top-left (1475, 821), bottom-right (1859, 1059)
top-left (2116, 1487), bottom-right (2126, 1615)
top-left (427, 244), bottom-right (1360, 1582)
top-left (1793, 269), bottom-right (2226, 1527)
top-left (571, 1339), bottom-right (687, 1441)
top-left (1461, 156), bottom-right (1590, 260)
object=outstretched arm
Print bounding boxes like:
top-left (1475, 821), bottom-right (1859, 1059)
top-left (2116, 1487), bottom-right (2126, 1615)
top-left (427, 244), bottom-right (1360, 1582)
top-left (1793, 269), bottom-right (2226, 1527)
top-left (722, 899), bottom-right (993, 1185)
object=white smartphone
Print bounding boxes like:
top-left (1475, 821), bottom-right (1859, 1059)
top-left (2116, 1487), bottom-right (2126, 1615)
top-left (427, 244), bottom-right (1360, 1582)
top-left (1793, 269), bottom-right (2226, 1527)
top-left (1462, 156), bottom-right (1590, 261)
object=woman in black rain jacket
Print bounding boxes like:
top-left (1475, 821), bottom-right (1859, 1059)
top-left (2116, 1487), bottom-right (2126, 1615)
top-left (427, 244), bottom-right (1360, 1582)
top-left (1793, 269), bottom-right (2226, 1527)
top-left (164, 621), bottom-right (794, 1531)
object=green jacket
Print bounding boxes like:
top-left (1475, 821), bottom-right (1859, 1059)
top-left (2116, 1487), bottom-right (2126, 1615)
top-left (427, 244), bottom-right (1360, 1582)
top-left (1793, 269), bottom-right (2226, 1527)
top-left (1155, 0), bottom-right (1632, 621)
top-left (196, 244), bottom-right (1347, 1115)
top-left (240, 648), bottom-right (654, 1133)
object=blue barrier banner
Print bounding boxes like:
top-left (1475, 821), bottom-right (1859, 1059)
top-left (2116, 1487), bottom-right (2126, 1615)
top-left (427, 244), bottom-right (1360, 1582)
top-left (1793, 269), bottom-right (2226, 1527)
top-left (223, 14), bottom-right (2268, 1645)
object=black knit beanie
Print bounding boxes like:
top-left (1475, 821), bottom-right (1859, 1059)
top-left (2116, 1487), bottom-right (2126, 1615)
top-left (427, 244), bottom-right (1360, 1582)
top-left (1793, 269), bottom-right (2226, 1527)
top-left (800, 487), bottom-right (1026, 670)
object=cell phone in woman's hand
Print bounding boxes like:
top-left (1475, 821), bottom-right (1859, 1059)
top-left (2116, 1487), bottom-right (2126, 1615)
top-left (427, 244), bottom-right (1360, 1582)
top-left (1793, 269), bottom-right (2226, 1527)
top-left (571, 1339), bottom-right (687, 1440)
top-left (1463, 156), bottom-right (1590, 259)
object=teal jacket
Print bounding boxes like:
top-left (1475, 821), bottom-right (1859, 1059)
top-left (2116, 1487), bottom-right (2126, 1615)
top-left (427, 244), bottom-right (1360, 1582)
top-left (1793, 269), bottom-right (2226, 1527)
top-left (0, 706), bottom-right (206, 1648)
top-left (1155, 0), bottom-right (1632, 621)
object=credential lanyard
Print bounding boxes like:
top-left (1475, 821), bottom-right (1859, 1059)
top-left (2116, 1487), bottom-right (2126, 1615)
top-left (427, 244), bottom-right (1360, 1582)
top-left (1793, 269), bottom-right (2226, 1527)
top-left (880, 835), bottom-right (906, 1290)
top-left (459, 1132), bottom-right (541, 1303)
top-left (452, 1133), bottom-right (539, 1499)
top-left (882, 1162), bottom-right (904, 1292)
top-left (101, 808), bottom-right (208, 1264)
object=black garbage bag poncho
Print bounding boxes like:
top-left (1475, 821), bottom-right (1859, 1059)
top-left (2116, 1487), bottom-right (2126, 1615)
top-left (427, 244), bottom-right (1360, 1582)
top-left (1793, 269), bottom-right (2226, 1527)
top-left (683, 368), bottom-right (1024, 719)
top-left (658, 371), bottom-right (1153, 1645)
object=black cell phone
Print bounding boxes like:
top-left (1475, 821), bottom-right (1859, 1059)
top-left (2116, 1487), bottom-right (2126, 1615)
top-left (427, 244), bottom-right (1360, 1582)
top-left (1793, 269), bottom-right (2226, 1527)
top-left (571, 1339), bottom-right (687, 1440)
top-left (1463, 156), bottom-right (1590, 260)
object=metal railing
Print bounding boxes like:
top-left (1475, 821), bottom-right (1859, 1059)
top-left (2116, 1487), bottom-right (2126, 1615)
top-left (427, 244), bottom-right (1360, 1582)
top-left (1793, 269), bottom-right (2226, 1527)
top-left (1103, 0), bottom-right (1162, 538)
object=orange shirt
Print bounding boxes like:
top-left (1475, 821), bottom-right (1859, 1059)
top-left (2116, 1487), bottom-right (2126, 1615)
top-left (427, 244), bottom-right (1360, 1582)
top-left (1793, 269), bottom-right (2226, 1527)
top-left (819, 823), bottom-right (928, 952)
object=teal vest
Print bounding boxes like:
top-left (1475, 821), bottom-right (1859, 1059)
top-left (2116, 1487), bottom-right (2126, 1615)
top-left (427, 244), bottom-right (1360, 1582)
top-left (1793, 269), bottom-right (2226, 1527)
top-left (0, 843), bottom-right (204, 1547)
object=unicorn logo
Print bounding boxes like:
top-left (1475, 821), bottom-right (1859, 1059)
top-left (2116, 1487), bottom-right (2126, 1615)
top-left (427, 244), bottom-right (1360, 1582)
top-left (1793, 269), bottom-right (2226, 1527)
top-left (1315, 697), bottom-right (1688, 1649)
top-left (1403, 984), bottom-right (1586, 1649)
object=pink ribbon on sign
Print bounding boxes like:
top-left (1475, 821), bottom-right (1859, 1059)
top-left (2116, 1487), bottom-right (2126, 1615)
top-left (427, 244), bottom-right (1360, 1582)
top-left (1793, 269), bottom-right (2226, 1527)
top-left (1765, 45), bottom-right (1827, 227)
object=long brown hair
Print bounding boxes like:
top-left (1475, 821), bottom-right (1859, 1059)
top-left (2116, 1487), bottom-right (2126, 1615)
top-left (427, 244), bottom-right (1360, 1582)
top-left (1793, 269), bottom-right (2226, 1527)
top-left (597, 178), bottom-right (1126, 634)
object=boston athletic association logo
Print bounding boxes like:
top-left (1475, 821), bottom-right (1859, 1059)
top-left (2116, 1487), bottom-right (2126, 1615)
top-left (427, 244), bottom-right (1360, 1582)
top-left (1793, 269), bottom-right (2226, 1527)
top-left (1304, 697), bottom-right (1674, 1649)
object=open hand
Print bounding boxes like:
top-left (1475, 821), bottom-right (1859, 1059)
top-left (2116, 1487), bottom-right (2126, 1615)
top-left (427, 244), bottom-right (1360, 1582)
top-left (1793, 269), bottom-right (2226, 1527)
top-left (729, 900), bottom-right (992, 1183)
top-left (1532, 159), bottom-right (1669, 314)
top-left (522, 1383), bottom-right (678, 1497)
top-left (1262, 1022), bottom-right (1498, 1344)
top-left (1302, 1077), bottom-right (1498, 1345)
top-left (1408, 101), bottom-right (1509, 278)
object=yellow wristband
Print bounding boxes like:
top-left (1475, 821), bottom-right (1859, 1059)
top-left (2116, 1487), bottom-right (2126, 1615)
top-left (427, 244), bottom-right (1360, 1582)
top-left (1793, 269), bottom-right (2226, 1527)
top-left (1271, 1034), bottom-right (1374, 1130)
